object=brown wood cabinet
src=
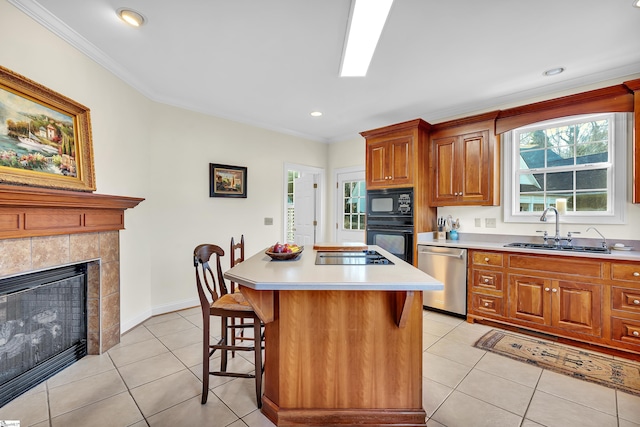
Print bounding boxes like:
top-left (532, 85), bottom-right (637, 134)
top-left (361, 119), bottom-right (430, 191)
top-left (429, 113), bottom-right (500, 206)
top-left (361, 119), bottom-right (436, 265)
top-left (466, 250), bottom-right (640, 356)
top-left (508, 274), bottom-right (602, 337)
top-left (366, 136), bottom-right (412, 188)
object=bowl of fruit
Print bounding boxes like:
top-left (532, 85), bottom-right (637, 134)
top-left (265, 243), bottom-right (304, 261)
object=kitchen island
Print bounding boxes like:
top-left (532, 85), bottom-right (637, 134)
top-left (224, 245), bottom-right (443, 427)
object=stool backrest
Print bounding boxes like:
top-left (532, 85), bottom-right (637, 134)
top-left (230, 235), bottom-right (245, 268)
top-left (193, 244), bottom-right (229, 310)
top-left (230, 235), bottom-right (244, 292)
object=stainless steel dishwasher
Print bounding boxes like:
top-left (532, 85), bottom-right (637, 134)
top-left (418, 245), bottom-right (467, 316)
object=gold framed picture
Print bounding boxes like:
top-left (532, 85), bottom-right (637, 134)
top-left (0, 65), bottom-right (96, 191)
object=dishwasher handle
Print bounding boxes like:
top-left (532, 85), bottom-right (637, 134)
top-left (418, 247), bottom-right (466, 259)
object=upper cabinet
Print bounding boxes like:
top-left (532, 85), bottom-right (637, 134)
top-left (366, 136), bottom-right (412, 188)
top-left (361, 119), bottom-right (430, 191)
top-left (429, 112), bottom-right (500, 207)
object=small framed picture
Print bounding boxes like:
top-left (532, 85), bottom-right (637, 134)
top-left (209, 163), bottom-right (247, 198)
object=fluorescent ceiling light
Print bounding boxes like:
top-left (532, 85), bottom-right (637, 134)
top-left (340, 0), bottom-right (394, 77)
top-left (310, 111), bottom-right (323, 117)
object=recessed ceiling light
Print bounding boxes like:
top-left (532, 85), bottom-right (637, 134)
top-left (340, 0), bottom-right (394, 77)
top-left (310, 111), bottom-right (323, 117)
top-left (543, 67), bottom-right (565, 77)
top-left (633, 0), bottom-right (640, 8)
top-left (117, 8), bottom-right (146, 27)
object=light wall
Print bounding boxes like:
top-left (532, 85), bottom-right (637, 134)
top-left (145, 102), bottom-right (328, 316)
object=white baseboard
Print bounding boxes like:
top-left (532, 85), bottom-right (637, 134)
top-left (120, 298), bottom-right (199, 334)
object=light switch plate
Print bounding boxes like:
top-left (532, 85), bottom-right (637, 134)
top-left (264, 217), bottom-right (273, 225)
top-left (485, 218), bottom-right (496, 228)
top-left (475, 218), bottom-right (481, 227)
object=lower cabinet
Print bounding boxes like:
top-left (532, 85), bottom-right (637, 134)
top-left (467, 250), bottom-right (640, 356)
top-left (508, 275), bottom-right (602, 337)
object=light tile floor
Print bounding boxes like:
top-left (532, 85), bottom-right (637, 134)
top-left (1, 308), bottom-right (639, 427)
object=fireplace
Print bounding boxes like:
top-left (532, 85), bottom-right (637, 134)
top-left (0, 184), bottom-right (144, 407)
top-left (0, 263), bottom-right (92, 406)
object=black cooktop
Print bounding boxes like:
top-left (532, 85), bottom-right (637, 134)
top-left (315, 250), bottom-right (394, 265)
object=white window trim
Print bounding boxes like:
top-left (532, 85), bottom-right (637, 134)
top-left (503, 113), bottom-right (627, 225)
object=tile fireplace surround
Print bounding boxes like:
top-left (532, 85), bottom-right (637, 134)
top-left (0, 184), bottom-right (143, 354)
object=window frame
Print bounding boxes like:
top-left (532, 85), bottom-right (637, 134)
top-left (503, 112), bottom-right (628, 224)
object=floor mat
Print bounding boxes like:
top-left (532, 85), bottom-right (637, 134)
top-left (474, 329), bottom-right (640, 397)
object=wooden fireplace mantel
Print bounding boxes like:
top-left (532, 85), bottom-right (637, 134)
top-left (0, 184), bottom-right (144, 239)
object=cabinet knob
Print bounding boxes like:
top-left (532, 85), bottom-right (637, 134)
top-left (545, 287), bottom-right (550, 292)
top-left (633, 299), bottom-right (640, 305)
top-left (634, 272), bottom-right (639, 277)
top-left (454, 192), bottom-right (458, 196)
top-left (484, 257), bottom-right (489, 262)
top-left (552, 288), bottom-right (558, 293)
top-left (484, 278), bottom-right (489, 283)
top-left (484, 302), bottom-right (489, 307)
top-left (633, 331), bottom-right (640, 337)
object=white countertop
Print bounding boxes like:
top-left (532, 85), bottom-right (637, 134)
top-left (417, 233), bottom-right (640, 262)
top-left (224, 245), bottom-right (444, 291)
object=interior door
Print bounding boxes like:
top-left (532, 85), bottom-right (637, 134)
top-left (293, 174), bottom-right (316, 245)
top-left (336, 170), bottom-right (365, 243)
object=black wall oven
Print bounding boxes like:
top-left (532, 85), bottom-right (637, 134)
top-left (366, 188), bottom-right (414, 264)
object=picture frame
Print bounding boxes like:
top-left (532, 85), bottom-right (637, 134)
top-left (0, 65), bottom-right (96, 192)
top-left (209, 163), bottom-right (247, 198)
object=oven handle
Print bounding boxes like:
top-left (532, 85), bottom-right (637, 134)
top-left (366, 226), bottom-right (414, 233)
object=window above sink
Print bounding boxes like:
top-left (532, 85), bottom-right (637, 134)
top-left (503, 112), bottom-right (629, 225)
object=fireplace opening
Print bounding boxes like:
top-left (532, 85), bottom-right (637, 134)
top-left (0, 263), bottom-right (88, 407)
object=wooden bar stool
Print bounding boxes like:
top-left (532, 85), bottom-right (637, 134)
top-left (193, 244), bottom-right (264, 407)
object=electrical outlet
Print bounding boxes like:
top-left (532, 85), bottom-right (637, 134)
top-left (474, 218), bottom-right (481, 227)
top-left (485, 218), bottom-right (497, 228)
top-left (264, 217), bottom-right (273, 225)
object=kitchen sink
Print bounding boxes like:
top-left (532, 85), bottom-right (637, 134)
top-left (504, 242), bottom-right (610, 254)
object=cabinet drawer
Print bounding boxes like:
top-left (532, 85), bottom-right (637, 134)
top-left (611, 317), bottom-right (640, 347)
top-left (612, 287), bottom-right (640, 314)
top-left (472, 252), bottom-right (503, 267)
top-left (508, 255), bottom-right (602, 278)
top-left (472, 270), bottom-right (503, 292)
top-left (471, 293), bottom-right (503, 317)
top-left (612, 263), bottom-right (640, 283)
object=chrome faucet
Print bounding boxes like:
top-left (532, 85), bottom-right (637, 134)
top-left (586, 227), bottom-right (607, 248)
top-left (540, 207), bottom-right (560, 245)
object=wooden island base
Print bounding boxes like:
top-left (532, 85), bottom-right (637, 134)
top-left (243, 288), bottom-right (427, 427)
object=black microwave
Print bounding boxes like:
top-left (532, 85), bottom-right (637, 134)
top-left (366, 188), bottom-right (413, 218)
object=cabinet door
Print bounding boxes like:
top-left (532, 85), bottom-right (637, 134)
top-left (366, 137), bottom-right (412, 188)
top-left (432, 135), bottom-right (457, 203)
top-left (552, 281), bottom-right (602, 337)
top-left (460, 130), bottom-right (490, 204)
top-left (508, 275), bottom-right (550, 325)
top-left (367, 142), bottom-right (388, 186)
top-left (388, 136), bottom-right (412, 186)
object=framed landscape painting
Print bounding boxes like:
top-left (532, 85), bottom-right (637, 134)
top-left (0, 65), bottom-right (96, 191)
top-left (209, 163), bottom-right (247, 198)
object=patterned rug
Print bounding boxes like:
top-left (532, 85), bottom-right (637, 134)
top-left (474, 329), bottom-right (640, 397)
